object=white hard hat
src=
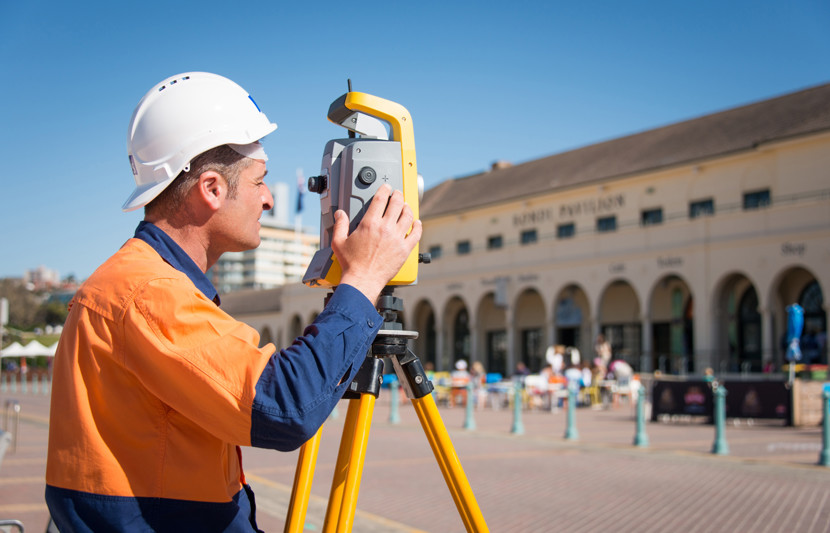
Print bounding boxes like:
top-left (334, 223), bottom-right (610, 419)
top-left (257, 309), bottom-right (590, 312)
top-left (123, 72), bottom-right (277, 212)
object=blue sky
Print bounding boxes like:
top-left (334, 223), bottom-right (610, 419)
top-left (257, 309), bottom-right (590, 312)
top-left (1, 0), bottom-right (828, 280)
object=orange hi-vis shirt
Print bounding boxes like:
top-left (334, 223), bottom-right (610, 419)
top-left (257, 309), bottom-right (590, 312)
top-left (46, 222), bottom-right (381, 531)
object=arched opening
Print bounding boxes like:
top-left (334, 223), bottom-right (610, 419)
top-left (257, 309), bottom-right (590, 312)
top-left (259, 326), bottom-right (274, 348)
top-left (650, 275), bottom-right (694, 374)
top-left (738, 286), bottom-right (762, 372)
top-left (453, 309), bottom-right (470, 365)
top-left (515, 289), bottom-right (546, 373)
top-left (598, 280), bottom-right (641, 369)
top-left (412, 300), bottom-right (437, 369)
top-left (799, 281), bottom-right (827, 365)
top-left (554, 284), bottom-right (591, 358)
top-left (477, 293), bottom-right (508, 377)
top-left (289, 314), bottom-right (304, 341)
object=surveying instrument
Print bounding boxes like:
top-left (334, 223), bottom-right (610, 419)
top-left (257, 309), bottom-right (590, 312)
top-left (287, 84), bottom-right (488, 532)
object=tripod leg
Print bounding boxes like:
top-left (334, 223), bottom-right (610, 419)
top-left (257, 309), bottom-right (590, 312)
top-left (412, 394), bottom-right (489, 533)
top-left (323, 399), bottom-right (359, 529)
top-left (323, 393), bottom-right (376, 533)
top-left (284, 426), bottom-right (322, 533)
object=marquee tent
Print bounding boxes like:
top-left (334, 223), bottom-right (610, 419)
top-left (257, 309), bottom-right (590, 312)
top-left (1, 340), bottom-right (57, 357)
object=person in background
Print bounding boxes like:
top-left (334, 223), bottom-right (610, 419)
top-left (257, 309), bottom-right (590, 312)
top-left (547, 344), bottom-right (565, 375)
top-left (568, 345), bottom-right (581, 366)
top-left (450, 359), bottom-right (471, 407)
top-left (595, 333), bottom-right (612, 368)
top-left (513, 361), bottom-right (531, 380)
top-left (470, 360), bottom-right (487, 409)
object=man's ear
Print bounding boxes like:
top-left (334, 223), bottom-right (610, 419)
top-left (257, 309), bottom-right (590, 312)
top-left (196, 170), bottom-right (225, 211)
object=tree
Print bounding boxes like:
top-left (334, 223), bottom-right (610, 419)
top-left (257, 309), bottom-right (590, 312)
top-left (0, 278), bottom-right (40, 329)
top-left (36, 300), bottom-right (69, 326)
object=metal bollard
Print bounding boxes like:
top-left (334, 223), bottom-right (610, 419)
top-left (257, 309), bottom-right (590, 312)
top-left (633, 382), bottom-right (649, 447)
top-left (564, 384), bottom-right (579, 441)
top-left (711, 385), bottom-right (729, 455)
top-left (389, 379), bottom-right (400, 424)
top-left (510, 382), bottom-right (524, 435)
top-left (0, 373), bottom-right (6, 393)
top-left (819, 389), bottom-right (829, 467)
top-left (463, 381), bottom-right (476, 430)
top-left (4, 399), bottom-right (21, 454)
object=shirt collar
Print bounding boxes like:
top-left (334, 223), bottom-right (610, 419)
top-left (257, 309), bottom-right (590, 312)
top-left (133, 221), bottom-right (220, 305)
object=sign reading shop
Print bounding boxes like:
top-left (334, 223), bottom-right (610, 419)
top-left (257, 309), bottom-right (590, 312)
top-left (512, 194), bottom-right (626, 227)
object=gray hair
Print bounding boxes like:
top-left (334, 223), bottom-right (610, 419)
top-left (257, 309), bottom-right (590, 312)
top-left (144, 144), bottom-right (252, 217)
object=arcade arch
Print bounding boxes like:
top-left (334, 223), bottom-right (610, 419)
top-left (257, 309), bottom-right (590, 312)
top-left (598, 280), bottom-right (641, 367)
top-left (514, 288), bottom-right (546, 373)
top-left (259, 326), bottom-right (274, 348)
top-left (649, 275), bottom-right (694, 374)
top-left (713, 273), bottom-right (760, 373)
top-left (289, 314), bottom-right (304, 342)
top-left (553, 284), bottom-right (591, 359)
top-left (771, 266), bottom-right (826, 367)
top-left (477, 292), bottom-right (507, 376)
top-left (443, 296), bottom-right (470, 371)
top-left (412, 299), bottom-right (437, 369)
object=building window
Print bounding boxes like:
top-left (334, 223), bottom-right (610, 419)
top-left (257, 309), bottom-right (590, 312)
top-left (689, 198), bottom-right (714, 219)
top-left (457, 240), bottom-right (471, 255)
top-left (743, 189), bottom-right (771, 210)
top-left (641, 208), bottom-right (663, 226)
top-left (428, 245), bottom-right (442, 259)
top-left (520, 229), bottom-right (538, 245)
top-left (487, 235), bottom-right (503, 250)
top-left (597, 216), bottom-right (617, 233)
top-left (557, 223), bottom-right (575, 239)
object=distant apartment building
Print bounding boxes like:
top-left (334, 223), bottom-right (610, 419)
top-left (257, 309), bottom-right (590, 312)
top-left (209, 183), bottom-right (319, 293)
top-left (24, 265), bottom-right (60, 290)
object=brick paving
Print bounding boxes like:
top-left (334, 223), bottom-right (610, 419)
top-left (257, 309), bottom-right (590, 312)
top-left (2, 388), bottom-right (828, 532)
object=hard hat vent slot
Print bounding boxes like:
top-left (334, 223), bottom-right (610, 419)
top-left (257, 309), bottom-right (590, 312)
top-left (157, 76), bottom-right (191, 93)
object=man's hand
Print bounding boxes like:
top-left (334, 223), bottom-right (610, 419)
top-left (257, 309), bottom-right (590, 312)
top-left (332, 184), bottom-right (422, 304)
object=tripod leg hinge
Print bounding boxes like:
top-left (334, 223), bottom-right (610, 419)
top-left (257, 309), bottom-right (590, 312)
top-left (392, 349), bottom-right (435, 399)
top-left (343, 356), bottom-right (385, 399)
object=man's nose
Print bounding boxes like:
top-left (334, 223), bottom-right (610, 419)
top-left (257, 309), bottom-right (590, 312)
top-left (263, 187), bottom-right (274, 211)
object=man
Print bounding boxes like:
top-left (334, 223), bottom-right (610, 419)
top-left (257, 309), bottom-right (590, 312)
top-left (45, 72), bottom-right (422, 532)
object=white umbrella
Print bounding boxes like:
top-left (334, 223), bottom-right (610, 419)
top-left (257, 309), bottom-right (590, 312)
top-left (20, 340), bottom-right (52, 357)
top-left (0, 342), bottom-right (25, 358)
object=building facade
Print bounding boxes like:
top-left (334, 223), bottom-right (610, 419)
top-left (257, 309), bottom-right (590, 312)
top-left (222, 83), bottom-right (830, 378)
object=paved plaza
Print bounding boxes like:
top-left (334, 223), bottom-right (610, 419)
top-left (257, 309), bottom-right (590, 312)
top-left (2, 387), bottom-right (828, 532)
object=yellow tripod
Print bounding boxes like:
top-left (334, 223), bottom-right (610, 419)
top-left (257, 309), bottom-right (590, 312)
top-left (284, 288), bottom-right (489, 533)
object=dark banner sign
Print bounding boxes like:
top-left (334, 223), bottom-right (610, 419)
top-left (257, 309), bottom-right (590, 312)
top-left (651, 380), bottom-right (713, 421)
top-left (651, 379), bottom-right (792, 424)
top-left (721, 380), bottom-right (792, 424)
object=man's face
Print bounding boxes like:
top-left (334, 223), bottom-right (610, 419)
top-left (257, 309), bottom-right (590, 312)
top-left (216, 159), bottom-right (273, 252)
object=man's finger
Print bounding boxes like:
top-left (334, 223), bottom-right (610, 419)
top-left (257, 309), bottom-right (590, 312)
top-left (331, 209), bottom-right (348, 244)
top-left (383, 189), bottom-right (407, 220)
top-left (363, 184), bottom-right (393, 220)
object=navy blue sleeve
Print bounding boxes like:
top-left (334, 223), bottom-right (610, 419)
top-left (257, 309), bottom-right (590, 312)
top-left (250, 285), bottom-right (382, 451)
